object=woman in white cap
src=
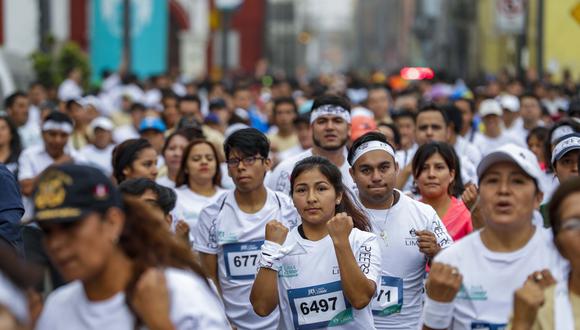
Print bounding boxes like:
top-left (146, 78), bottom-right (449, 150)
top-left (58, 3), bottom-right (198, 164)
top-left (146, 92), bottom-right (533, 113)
top-left (80, 117), bottom-right (116, 177)
top-left (34, 164), bottom-right (230, 329)
top-left (422, 144), bottom-right (565, 330)
top-left (509, 177), bottom-right (580, 329)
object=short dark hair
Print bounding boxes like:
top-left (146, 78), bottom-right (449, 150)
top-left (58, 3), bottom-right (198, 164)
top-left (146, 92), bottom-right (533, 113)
top-left (272, 97), bottom-right (298, 117)
top-left (441, 104), bottom-right (463, 134)
top-left (454, 98), bottom-right (475, 114)
top-left (44, 111), bottom-right (73, 125)
top-left (224, 128), bottom-right (270, 159)
top-left (520, 93), bottom-right (540, 103)
top-left (130, 103), bottom-right (146, 113)
top-left (392, 110), bottom-right (416, 123)
top-left (377, 122), bottom-right (401, 147)
top-left (178, 94), bottom-right (201, 108)
top-left (348, 131), bottom-right (395, 166)
top-left (0, 115), bottom-right (22, 163)
top-left (118, 178), bottom-right (176, 215)
top-left (417, 103), bottom-right (449, 126)
top-left (293, 113), bottom-right (311, 126)
top-left (412, 142), bottom-right (463, 197)
top-left (311, 94), bottom-right (351, 112)
top-left (4, 91), bottom-right (27, 109)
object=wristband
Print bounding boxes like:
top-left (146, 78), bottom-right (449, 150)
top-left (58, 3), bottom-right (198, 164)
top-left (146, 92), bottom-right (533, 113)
top-left (423, 296), bottom-right (454, 329)
top-left (258, 240), bottom-right (290, 272)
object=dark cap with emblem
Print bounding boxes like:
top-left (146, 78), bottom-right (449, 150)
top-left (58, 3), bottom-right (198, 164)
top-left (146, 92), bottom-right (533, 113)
top-left (33, 164), bottom-right (121, 224)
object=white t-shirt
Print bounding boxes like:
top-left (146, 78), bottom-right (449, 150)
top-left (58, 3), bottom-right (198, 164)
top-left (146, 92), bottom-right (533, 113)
top-left (277, 227), bottom-right (381, 330)
top-left (36, 268), bottom-right (230, 330)
top-left (473, 131), bottom-right (524, 157)
top-left (454, 136), bottom-right (482, 168)
top-left (425, 227), bottom-right (566, 330)
top-left (395, 144), bottom-right (418, 193)
top-left (363, 190), bottom-right (453, 330)
top-left (57, 79), bottom-right (83, 101)
top-left (156, 175), bottom-right (176, 189)
top-left (193, 188), bottom-right (300, 330)
top-left (18, 144), bottom-right (86, 221)
top-left (18, 120), bottom-right (42, 149)
top-left (113, 125), bottom-right (139, 144)
top-left (265, 149), bottom-right (356, 196)
top-left (80, 144), bottom-right (115, 177)
top-left (174, 186), bottom-right (227, 244)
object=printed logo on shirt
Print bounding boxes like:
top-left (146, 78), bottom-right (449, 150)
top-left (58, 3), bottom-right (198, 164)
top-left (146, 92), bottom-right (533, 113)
top-left (471, 322), bottom-right (506, 330)
top-left (457, 285), bottom-right (488, 301)
top-left (332, 266), bottom-right (340, 275)
top-left (279, 264), bottom-right (299, 278)
top-left (405, 228), bottom-right (419, 247)
top-left (431, 220), bottom-right (446, 238)
top-left (358, 244), bottom-right (373, 275)
top-left (217, 231), bottom-right (239, 244)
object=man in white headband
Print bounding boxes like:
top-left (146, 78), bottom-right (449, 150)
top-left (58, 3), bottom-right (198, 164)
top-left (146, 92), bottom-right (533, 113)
top-left (18, 111), bottom-right (85, 221)
top-left (266, 94), bottom-right (356, 194)
top-left (348, 131), bottom-right (452, 330)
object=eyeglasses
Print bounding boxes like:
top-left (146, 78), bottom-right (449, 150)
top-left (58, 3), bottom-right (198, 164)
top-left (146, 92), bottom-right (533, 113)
top-left (226, 156), bottom-right (265, 168)
top-left (558, 218), bottom-right (580, 234)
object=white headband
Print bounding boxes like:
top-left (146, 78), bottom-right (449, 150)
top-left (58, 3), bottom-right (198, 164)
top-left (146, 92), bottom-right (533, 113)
top-left (310, 104), bottom-right (351, 124)
top-left (350, 140), bottom-right (397, 166)
top-left (42, 120), bottom-right (73, 134)
top-left (551, 125), bottom-right (574, 144)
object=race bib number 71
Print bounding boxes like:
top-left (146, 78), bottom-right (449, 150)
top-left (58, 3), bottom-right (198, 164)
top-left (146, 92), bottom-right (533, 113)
top-left (372, 275), bottom-right (403, 316)
top-left (287, 281), bottom-right (353, 329)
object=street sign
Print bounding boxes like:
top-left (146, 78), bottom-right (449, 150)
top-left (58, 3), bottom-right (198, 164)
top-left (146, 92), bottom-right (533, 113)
top-left (572, 2), bottom-right (580, 26)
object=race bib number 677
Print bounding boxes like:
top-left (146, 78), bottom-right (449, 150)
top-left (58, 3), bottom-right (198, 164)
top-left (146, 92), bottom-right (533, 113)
top-left (287, 281), bottom-right (353, 329)
top-left (223, 241), bottom-right (264, 280)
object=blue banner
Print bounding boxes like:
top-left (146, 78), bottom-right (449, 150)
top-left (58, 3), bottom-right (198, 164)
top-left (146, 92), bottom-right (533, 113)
top-left (90, 0), bottom-right (168, 83)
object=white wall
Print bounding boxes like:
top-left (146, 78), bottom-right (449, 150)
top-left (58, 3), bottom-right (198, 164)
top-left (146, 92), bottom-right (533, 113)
top-left (51, 0), bottom-right (70, 41)
top-left (177, 0), bottom-right (210, 80)
top-left (3, 0), bottom-right (39, 56)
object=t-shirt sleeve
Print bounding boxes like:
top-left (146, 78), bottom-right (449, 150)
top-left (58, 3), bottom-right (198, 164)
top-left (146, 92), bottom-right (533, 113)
top-left (278, 193), bottom-right (301, 229)
top-left (17, 151), bottom-right (34, 181)
top-left (167, 269), bottom-right (230, 329)
top-left (355, 234), bottom-right (382, 288)
top-left (427, 213), bottom-right (454, 249)
top-left (192, 205), bottom-right (219, 255)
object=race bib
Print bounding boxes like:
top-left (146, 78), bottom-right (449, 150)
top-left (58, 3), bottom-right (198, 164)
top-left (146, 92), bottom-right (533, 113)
top-left (372, 275), bottom-right (403, 316)
top-left (288, 281), bottom-right (353, 329)
top-left (471, 322), bottom-right (506, 330)
top-left (222, 241), bottom-right (263, 280)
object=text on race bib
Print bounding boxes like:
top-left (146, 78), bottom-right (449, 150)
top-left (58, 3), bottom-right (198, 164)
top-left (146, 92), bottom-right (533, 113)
top-left (223, 240), bottom-right (264, 280)
top-left (287, 281), bottom-right (353, 329)
top-left (372, 275), bottom-right (403, 316)
top-left (471, 322), bottom-right (507, 330)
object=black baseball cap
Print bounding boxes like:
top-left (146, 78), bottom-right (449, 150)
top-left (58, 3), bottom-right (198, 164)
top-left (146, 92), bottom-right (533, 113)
top-left (33, 164), bottom-right (121, 224)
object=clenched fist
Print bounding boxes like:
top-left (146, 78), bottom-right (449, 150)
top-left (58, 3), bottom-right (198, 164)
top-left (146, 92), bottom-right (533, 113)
top-left (416, 230), bottom-right (440, 258)
top-left (425, 262), bottom-right (463, 303)
top-left (327, 212), bottom-right (353, 246)
top-left (461, 183), bottom-right (478, 210)
top-left (512, 278), bottom-right (546, 328)
top-left (265, 220), bottom-right (289, 245)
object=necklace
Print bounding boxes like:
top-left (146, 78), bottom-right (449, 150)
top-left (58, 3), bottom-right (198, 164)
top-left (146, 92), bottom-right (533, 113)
top-left (376, 192), bottom-right (396, 245)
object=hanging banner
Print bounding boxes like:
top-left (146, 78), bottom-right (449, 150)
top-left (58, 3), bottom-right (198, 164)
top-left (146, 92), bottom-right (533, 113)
top-left (90, 0), bottom-right (168, 83)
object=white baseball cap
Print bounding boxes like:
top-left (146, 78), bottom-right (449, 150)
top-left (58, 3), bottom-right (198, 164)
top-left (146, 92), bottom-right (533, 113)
top-left (477, 143), bottom-right (544, 192)
top-left (498, 94), bottom-right (520, 112)
top-left (89, 117), bottom-right (114, 132)
top-left (551, 134), bottom-right (580, 165)
top-left (479, 99), bottom-right (503, 117)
